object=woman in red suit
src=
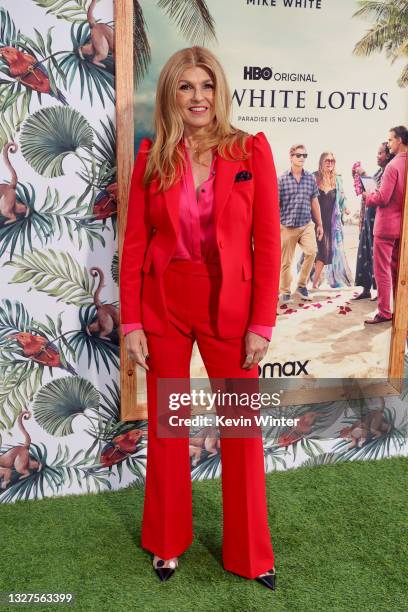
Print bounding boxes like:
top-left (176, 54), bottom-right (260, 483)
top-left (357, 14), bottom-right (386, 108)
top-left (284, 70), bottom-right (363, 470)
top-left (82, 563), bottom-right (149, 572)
top-left (120, 46), bottom-right (281, 589)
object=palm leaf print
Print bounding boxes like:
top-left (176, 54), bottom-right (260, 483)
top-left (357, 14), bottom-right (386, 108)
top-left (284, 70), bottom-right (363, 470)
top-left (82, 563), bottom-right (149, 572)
top-left (0, 298), bottom-right (32, 340)
top-left (5, 249), bottom-right (96, 306)
top-left (0, 367), bottom-right (42, 430)
top-left (300, 452), bottom-right (345, 468)
top-left (38, 187), bottom-right (107, 250)
top-left (20, 106), bottom-right (93, 177)
top-left (191, 451), bottom-right (221, 481)
top-left (263, 442), bottom-right (288, 472)
top-left (0, 88), bottom-right (31, 150)
top-left (0, 8), bottom-right (20, 46)
top-left (99, 380), bottom-right (120, 422)
top-left (32, 376), bottom-right (100, 437)
top-left (0, 184), bottom-right (109, 260)
top-left (32, 0), bottom-right (89, 22)
top-left (92, 116), bottom-right (115, 167)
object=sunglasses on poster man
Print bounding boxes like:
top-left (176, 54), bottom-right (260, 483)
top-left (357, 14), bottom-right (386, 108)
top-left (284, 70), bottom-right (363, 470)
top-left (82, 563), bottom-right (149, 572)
top-left (292, 153), bottom-right (308, 158)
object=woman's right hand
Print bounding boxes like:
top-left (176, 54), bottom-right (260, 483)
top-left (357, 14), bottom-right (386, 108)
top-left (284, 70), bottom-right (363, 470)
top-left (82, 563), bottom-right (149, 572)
top-left (125, 329), bottom-right (150, 371)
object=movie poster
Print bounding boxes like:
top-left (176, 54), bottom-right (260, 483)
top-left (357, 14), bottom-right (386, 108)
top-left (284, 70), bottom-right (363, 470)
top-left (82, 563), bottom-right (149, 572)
top-left (134, 0), bottom-right (408, 406)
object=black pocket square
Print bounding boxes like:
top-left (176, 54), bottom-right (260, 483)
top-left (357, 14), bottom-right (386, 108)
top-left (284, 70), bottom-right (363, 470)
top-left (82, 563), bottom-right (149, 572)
top-left (234, 170), bottom-right (252, 182)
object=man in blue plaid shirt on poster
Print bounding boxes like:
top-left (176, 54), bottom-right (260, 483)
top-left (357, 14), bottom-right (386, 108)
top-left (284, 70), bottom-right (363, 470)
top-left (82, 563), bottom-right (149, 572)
top-left (278, 144), bottom-right (323, 303)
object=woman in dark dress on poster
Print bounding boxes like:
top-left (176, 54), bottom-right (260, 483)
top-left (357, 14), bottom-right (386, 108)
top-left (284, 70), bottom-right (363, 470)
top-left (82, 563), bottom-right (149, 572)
top-left (311, 152), bottom-right (353, 289)
top-left (351, 142), bottom-right (394, 300)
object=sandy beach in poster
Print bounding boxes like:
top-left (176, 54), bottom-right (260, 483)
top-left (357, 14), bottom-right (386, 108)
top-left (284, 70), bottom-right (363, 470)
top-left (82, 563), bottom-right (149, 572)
top-left (267, 222), bottom-right (392, 379)
top-left (135, 218), bottom-right (392, 409)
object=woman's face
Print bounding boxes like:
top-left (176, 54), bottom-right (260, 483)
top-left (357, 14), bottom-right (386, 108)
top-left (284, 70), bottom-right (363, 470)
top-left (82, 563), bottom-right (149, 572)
top-left (377, 145), bottom-right (388, 167)
top-left (323, 154), bottom-right (336, 172)
top-left (176, 66), bottom-right (215, 133)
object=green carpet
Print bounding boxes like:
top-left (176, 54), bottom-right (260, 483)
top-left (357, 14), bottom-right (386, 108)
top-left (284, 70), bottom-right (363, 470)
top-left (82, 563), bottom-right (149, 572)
top-left (1, 456), bottom-right (407, 612)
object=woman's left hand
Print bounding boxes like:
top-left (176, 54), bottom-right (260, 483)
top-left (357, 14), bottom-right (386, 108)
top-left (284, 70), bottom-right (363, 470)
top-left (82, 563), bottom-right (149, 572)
top-left (242, 331), bottom-right (269, 369)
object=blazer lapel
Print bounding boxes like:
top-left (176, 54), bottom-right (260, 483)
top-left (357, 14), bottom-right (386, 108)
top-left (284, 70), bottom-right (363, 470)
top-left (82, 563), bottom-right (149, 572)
top-left (214, 155), bottom-right (239, 227)
top-left (162, 179), bottom-right (181, 237)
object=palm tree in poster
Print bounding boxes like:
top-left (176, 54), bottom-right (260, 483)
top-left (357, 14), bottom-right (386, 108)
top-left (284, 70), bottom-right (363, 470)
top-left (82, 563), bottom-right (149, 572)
top-left (133, 0), bottom-right (217, 86)
top-left (353, 0), bottom-right (408, 87)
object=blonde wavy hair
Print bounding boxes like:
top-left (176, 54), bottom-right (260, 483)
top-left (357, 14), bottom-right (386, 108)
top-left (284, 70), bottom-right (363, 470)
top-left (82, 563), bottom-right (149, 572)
top-left (144, 46), bottom-right (249, 191)
top-left (316, 152), bottom-right (337, 190)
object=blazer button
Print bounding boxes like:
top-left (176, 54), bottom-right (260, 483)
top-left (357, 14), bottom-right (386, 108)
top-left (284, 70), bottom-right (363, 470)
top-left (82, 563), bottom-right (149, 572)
top-left (218, 240), bottom-right (224, 249)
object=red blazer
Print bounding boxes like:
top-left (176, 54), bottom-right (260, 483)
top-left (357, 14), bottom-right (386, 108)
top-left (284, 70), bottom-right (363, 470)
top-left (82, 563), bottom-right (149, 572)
top-left (120, 131), bottom-right (281, 339)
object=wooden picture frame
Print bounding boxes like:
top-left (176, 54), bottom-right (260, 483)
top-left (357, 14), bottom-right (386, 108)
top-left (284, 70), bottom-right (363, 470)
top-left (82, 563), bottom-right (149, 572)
top-left (115, 0), bottom-right (408, 420)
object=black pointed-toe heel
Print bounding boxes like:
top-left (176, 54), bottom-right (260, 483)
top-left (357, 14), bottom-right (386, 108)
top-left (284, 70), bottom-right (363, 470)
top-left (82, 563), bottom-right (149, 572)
top-left (255, 567), bottom-right (276, 591)
top-left (152, 557), bottom-right (178, 582)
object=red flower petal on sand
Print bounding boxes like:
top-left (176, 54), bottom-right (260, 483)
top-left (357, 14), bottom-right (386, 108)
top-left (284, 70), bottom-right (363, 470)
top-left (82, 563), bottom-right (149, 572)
top-left (339, 310), bottom-right (346, 315)
top-left (345, 306), bottom-right (351, 312)
top-left (303, 305), bottom-right (310, 309)
top-left (280, 304), bottom-right (288, 310)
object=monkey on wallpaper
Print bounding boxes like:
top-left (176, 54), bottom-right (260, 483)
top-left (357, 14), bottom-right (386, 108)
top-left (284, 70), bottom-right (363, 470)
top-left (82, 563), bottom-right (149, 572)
top-left (0, 410), bottom-right (41, 490)
top-left (340, 404), bottom-right (392, 449)
top-left (86, 266), bottom-right (119, 339)
top-left (9, 332), bottom-right (77, 374)
top-left (0, 47), bottom-right (68, 104)
top-left (189, 426), bottom-right (220, 467)
top-left (78, 0), bottom-right (115, 68)
top-left (0, 142), bottom-right (29, 225)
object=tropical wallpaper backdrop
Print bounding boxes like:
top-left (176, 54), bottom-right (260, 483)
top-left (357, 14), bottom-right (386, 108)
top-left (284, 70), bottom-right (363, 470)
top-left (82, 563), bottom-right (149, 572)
top-left (0, 0), bottom-right (407, 505)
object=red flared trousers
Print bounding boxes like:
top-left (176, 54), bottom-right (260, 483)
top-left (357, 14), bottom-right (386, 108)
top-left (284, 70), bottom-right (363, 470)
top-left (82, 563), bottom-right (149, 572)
top-left (141, 259), bottom-right (275, 579)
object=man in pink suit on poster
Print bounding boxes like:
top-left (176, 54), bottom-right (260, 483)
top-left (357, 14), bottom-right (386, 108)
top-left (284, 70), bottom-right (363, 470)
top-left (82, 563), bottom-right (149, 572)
top-left (363, 125), bottom-right (408, 324)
